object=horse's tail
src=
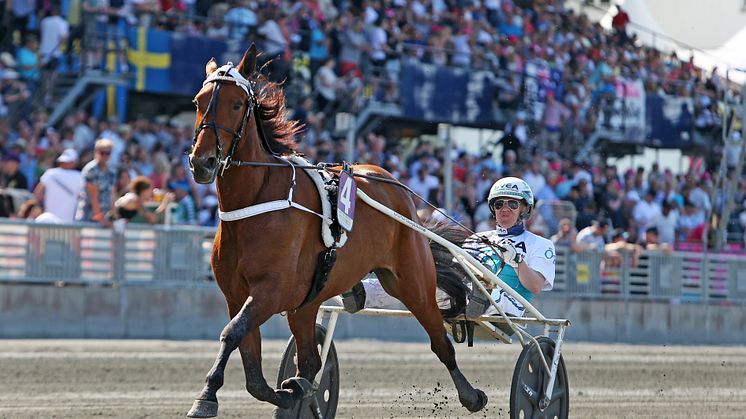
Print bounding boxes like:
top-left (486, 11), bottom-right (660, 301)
top-left (427, 222), bottom-right (471, 319)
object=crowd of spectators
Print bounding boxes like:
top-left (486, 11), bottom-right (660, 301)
top-left (0, 0), bottom-right (745, 252)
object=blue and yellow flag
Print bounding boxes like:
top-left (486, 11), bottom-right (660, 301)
top-left (126, 27), bottom-right (172, 92)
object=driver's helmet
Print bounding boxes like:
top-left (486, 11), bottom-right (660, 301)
top-left (487, 177), bottom-right (534, 218)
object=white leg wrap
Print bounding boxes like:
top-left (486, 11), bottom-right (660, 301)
top-left (362, 276), bottom-right (454, 310)
top-left (361, 276), bottom-right (401, 308)
top-left (483, 288), bottom-right (526, 317)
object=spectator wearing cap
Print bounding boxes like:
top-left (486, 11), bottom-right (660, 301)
top-left (575, 218), bottom-right (609, 251)
top-left (0, 69), bottom-right (30, 118)
top-left (76, 139), bottom-right (117, 224)
top-left (33, 149), bottom-right (84, 223)
top-left (168, 180), bottom-right (197, 225)
top-left (0, 152), bottom-right (28, 190)
top-left (0, 52), bottom-right (16, 71)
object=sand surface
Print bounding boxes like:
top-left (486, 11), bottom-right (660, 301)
top-left (1, 339), bottom-right (745, 418)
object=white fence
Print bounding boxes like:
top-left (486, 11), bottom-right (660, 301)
top-left (1, 220), bottom-right (745, 305)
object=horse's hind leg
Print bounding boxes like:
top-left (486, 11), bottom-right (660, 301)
top-left (238, 325), bottom-right (316, 411)
top-left (187, 296), bottom-right (295, 418)
top-left (378, 267), bottom-right (488, 413)
top-left (272, 305), bottom-right (323, 418)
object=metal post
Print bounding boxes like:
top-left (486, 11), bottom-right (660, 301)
top-left (716, 82), bottom-right (746, 250)
top-left (444, 125), bottom-right (453, 214)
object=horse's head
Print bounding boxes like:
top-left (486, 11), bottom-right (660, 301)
top-left (189, 45), bottom-right (258, 184)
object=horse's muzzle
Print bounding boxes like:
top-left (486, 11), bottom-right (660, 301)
top-left (189, 155), bottom-right (219, 184)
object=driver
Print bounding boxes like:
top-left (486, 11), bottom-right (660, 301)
top-left (342, 177), bottom-right (556, 318)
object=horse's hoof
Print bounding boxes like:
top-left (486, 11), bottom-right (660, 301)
top-left (461, 389), bottom-right (488, 413)
top-left (186, 399), bottom-right (219, 418)
top-left (272, 403), bottom-right (300, 419)
top-left (280, 377), bottom-right (314, 400)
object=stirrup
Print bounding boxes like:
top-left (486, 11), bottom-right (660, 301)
top-left (341, 282), bottom-right (366, 313)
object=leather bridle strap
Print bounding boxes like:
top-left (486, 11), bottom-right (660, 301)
top-left (192, 63), bottom-right (279, 177)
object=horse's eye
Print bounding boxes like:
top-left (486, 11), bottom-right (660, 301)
top-left (192, 100), bottom-right (198, 109)
top-left (233, 102), bottom-right (242, 111)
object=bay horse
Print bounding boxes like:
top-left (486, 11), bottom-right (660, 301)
top-left (186, 45), bottom-right (487, 418)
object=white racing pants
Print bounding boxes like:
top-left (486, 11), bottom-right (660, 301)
top-left (361, 276), bottom-right (525, 316)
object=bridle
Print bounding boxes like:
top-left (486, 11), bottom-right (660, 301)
top-left (190, 63), bottom-right (281, 177)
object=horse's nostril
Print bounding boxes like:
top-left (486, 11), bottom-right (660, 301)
top-left (205, 157), bottom-right (217, 171)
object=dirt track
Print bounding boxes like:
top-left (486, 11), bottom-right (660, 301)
top-left (1, 339), bottom-right (745, 418)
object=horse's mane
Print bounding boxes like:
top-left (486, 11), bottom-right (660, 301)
top-left (249, 72), bottom-right (303, 155)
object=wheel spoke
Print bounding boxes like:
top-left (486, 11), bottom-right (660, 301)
top-left (321, 360), bottom-right (335, 376)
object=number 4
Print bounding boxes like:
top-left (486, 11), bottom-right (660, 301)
top-left (339, 176), bottom-right (352, 213)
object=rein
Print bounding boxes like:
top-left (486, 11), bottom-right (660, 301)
top-left (226, 160), bottom-right (496, 250)
top-left (191, 64), bottom-right (494, 252)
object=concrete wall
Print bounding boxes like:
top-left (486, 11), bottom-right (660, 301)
top-left (1, 283), bottom-right (745, 344)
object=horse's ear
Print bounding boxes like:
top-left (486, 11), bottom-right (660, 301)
top-left (206, 58), bottom-right (218, 77)
top-left (238, 44), bottom-right (257, 78)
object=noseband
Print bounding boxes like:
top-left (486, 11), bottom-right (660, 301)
top-left (192, 63), bottom-right (279, 176)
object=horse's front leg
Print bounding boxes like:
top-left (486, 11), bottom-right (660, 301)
top-left (187, 295), bottom-right (291, 418)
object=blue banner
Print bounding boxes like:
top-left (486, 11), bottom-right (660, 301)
top-left (646, 94), bottom-right (694, 148)
top-left (170, 33), bottom-right (228, 96)
top-left (126, 28), bottom-right (228, 96)
top-left (400, 64), bottom-right (495, 125)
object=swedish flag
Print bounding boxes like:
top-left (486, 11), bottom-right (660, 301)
top-left (126, 27), bottom-right (172, 92)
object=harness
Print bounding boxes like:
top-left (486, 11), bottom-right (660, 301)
top-left (191, 64), bottom-right (348, 308)
top-left (192, 63), bottom-right (284, 176)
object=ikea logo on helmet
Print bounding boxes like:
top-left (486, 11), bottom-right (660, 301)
top-left (505, 183), bottom-right (519, 190)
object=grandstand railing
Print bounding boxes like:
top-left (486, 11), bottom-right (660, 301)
top-left (1, 219), bottom-right (745, 305)
top-left (0, 220), bottom-right (213, 285)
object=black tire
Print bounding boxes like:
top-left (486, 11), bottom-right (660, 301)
top-left (275, 324), bottom-right (339, 419)
top-left (510, 336), bottom-right (569, 419)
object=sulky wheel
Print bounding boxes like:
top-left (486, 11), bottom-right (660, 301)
top-left (275, 324), bottom-right (340, 419)
top-left (510, 336), bottom-right (569, 419)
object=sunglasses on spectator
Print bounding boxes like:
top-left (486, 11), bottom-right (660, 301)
top-left (97, 150), bottom-right (111, 156)
top-left (492, 199), bottom-right (521, 210)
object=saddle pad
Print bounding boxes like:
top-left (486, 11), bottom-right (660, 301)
top-left (287, 155), bottom-right (348, 248)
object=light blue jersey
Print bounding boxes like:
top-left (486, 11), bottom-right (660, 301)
top-left (464, 229), bottom-right (556, 315)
